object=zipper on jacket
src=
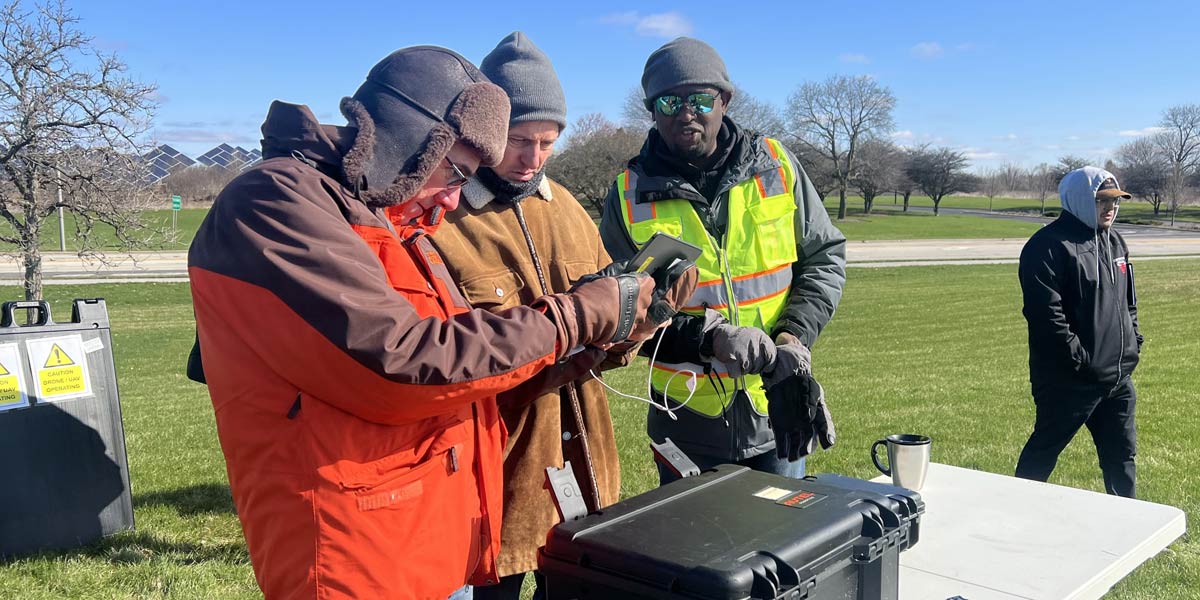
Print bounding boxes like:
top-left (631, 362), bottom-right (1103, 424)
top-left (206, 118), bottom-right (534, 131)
top-left (1108, 233), bottom-right (1125, 381)
top-left (715, 228), bottom-right (743, 459)
top-left (448, 446), bottom-right (460, 473)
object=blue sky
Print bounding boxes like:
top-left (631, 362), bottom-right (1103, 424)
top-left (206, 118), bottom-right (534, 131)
top-left (75, 0), bottom-right (1200, 171)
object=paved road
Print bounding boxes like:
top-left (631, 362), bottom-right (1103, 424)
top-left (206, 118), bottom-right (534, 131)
top-left (3, 232), bottom-right (1198, 285)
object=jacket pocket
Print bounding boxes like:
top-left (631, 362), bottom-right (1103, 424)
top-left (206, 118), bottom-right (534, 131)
top-left (630, 218), bottom-right (683, 246)
top-left (458, 268), bottom-right (526, 311)
top-left (746, 198), bottom-right (798, 267)
top-left (361, 234), bottom-right (441, 300)
top-left (314, 427), bottom-right (484, 596)
top-left (564, 260), bottom-right (597, 286)
top-left (334, 444), bottom-right (458, 510)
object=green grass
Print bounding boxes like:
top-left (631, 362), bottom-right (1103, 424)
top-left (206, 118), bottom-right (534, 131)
top-left (831, 208), bottom-right (1041, 241)
top-left (822, 194), bottom-right (1200, 240)
top-left (0, 209), bottom-right (209, 253)
top-left (2, 260), bottom-right (1198, 598)
top-left (830, 193), bottom-right (1200, 225)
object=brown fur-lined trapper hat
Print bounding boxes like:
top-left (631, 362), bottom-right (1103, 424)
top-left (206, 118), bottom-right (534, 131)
top-left (341, 46), bottom-right (510, 207)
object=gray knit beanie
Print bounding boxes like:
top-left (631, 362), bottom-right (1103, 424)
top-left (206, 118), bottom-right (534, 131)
top-left (481, 32), bottom-right (567, 130)
top-left (641, 37), bottom-right (733, 110)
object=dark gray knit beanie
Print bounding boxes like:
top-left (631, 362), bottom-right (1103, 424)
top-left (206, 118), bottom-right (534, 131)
top-left (641, 37), bottom-right (733, 110)
top-left (481, 32), bottom-right (567, 130)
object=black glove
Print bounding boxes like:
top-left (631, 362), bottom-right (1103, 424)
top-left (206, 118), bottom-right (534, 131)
top-left (573, 260), bottom-right (628, 286)
top-left (765, 373), bottom-right (835, 461)
top-left (648, 259), bottom-right (697, 325)
top-left (763, 331), bottom-right (810, 389)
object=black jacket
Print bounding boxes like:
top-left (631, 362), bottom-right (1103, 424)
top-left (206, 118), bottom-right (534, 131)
top-left (1018, 211), bottom-right (1142, 391)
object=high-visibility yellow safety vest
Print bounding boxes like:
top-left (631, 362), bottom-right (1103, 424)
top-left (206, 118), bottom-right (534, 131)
top-left (617, 138), bottom-right (798, 417)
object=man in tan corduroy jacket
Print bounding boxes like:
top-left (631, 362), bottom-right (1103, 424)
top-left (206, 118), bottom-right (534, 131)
top-left (430, 31), bottom-right (631, 600)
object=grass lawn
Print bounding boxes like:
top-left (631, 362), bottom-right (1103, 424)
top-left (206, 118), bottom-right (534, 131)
top-left (1, 260), bottom-right (1198, 598)
top-left (832, 208), bottom-right (1041, 241)
top-left (0, 209), bottom-right (209, 253)
top-left (832, 193), bottom-right (1200, 225)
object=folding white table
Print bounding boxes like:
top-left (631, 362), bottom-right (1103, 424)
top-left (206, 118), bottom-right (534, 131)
top-left (873, 463), bottom-right (1186, 600)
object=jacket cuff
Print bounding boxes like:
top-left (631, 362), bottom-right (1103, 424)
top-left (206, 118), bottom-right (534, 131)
top-left (772, 320), bottom-right (813, 348)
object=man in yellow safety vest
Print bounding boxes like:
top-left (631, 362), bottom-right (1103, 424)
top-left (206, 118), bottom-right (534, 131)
top-left (599, 37), bottom-right (847, 483)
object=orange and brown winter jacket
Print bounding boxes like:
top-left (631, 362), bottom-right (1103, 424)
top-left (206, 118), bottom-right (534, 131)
top-left (188, 102), bottom-right (560, 600)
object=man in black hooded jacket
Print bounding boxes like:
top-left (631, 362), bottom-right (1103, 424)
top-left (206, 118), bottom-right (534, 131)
top-left (1015, 166), bottom-right (1142, 498)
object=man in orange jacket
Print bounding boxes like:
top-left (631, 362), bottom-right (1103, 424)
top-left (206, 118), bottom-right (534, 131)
top-left (188, 46), bottom-right (696, 600)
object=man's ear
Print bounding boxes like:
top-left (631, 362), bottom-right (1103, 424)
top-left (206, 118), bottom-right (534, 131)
top-left (721, 91), bottom-right (733, 107)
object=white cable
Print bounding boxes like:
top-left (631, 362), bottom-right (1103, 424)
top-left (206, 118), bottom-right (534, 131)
top-left (589, 330), bottom-right (698, 420)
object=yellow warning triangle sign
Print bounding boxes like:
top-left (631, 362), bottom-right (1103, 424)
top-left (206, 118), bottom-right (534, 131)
top-left (0, 361), bottom-right (8, 376)
top-left (44, 343), bottom-right (75, 368)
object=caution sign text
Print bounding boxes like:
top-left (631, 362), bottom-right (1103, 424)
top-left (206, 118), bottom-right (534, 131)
top-left (26, 335), bottom-right (93, 402)
top-left (0, 359), bottom-right (21, 406)
top-left (0, 343), bottom-right (29, 411)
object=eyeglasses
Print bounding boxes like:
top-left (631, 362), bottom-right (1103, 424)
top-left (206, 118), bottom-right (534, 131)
top-left (1096, 197), bottom-right (1121, 206)
top-left (654, 92), bottom-right (717, 117)
top-left (443, 156), bottom-right (470, 189)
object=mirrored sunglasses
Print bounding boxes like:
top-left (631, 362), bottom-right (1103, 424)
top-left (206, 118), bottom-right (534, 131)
top-left (654, 92), bottom-right (717, 117)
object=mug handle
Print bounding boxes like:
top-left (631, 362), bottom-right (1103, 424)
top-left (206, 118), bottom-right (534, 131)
top-left (871, 439), bottom-right (890, 476)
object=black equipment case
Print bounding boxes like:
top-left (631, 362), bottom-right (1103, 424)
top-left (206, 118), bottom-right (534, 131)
top-left (538, 466), bottom-right (924, 600)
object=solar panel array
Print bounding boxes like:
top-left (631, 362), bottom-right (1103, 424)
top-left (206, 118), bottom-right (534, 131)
top-left (196, 143), bottom-right (263, 170)
top-left (142, 143), bottom-right (262, 184)
top-left (142, 145), bottom-right (196, 183)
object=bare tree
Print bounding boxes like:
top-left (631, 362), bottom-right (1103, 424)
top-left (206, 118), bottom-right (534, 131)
top-left (904, 146), bottom-right (971, 216)
top-left (544, 113), bottom-right (642, 217)
top-left (0, 0), bottom-right (158, 300)
top-left (998, 162), bottom-right (1025, 195)
top-left (620, 85), bottom-right (651, 130)
top-left (849, 138), bottom-right (900, 214)
top-left (621, 83), bottom-right (786, 139)
top-left (791, 143), bottom-right (837, 199)
top-left (980, 168), bottom-right (1004, 212)
top-left (1031, 163), bottom-right (1057, 216)
top-left (569, 112), bottom-right (618, 143)
top-left (1153, 104), bottom-right (1200, 226)
top-left (727, 90), bottom-right (786, 139)
top-left (158, 165), bottom-right (239, 206)
top-left (894, 148), bottom-right (917, 212)
top-left (785, 75), bottom-right (896, 220)
top-left (1053, 154), bottom-right (1090, 183)
top-left (1115, 137), bottom-right (1170, 215)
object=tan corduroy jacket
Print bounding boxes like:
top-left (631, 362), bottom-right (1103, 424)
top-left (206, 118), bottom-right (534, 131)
top-left (431, 175), bottom-right (625, 576)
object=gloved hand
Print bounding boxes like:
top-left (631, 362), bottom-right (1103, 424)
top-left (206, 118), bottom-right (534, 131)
top-left (762, 331), bottom-right (811, 389)
top-left (497, 347), bottom-right (607, 408)
top-left (532, 262), bottom-right (696, 359)
top-left (578, 259), bottom-right (698, 329)
top-left (765, 373), bottom-right (835, 461)
top-left (572, 260), bottom-right (628, 285)
top-left (702, 324), bottom-right (776, 378)
top-left (647, 259), bottom-right (698, 325)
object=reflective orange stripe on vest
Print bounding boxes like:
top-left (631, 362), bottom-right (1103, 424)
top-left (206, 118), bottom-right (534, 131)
top-left (682, 263), bottom-right (792, 312)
